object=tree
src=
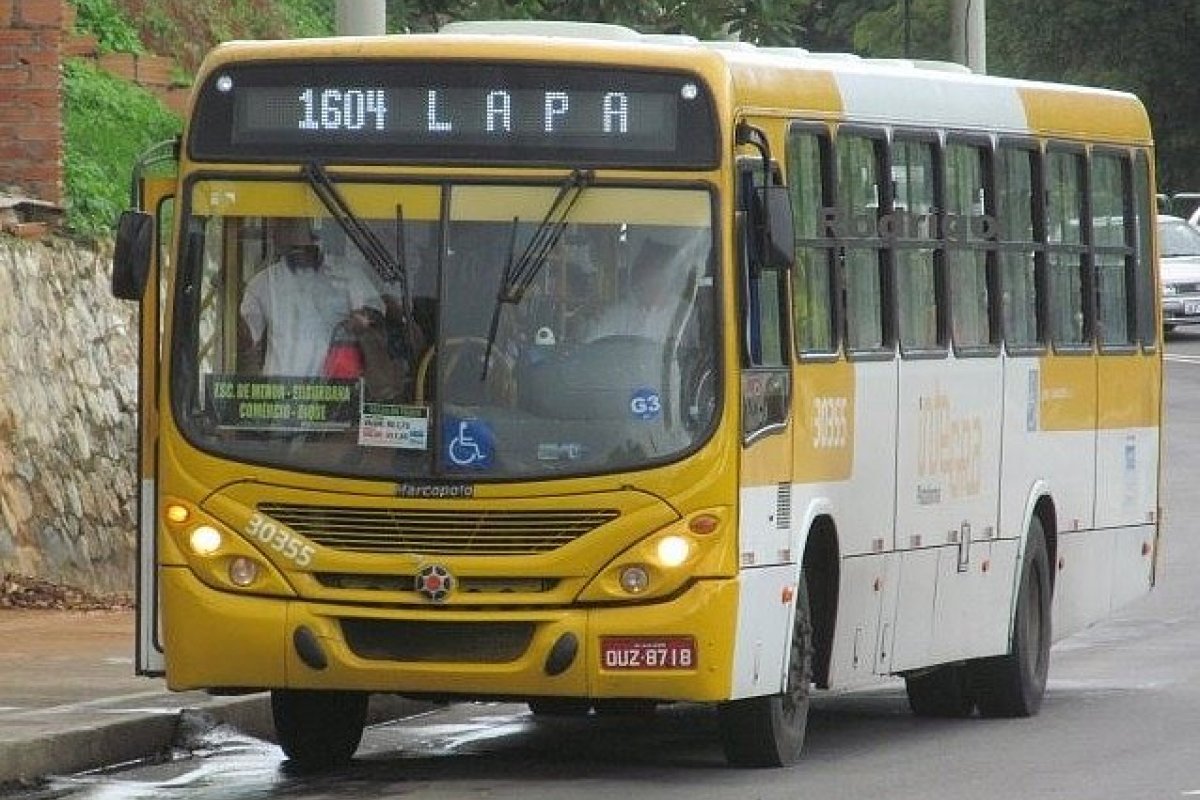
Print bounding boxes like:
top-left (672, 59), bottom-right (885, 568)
top-left (988, 0), bottom-right (1200, 191)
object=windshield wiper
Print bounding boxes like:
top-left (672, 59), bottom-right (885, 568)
top-left (301, 161), bottom-right (419, 352)
top-left (481, 168), bottom-right (593, 378)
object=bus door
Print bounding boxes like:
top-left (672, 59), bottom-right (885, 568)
top-left (118, 171), bottom-right (176, 676)
top-left (731, 152), bottom-right (799, 698)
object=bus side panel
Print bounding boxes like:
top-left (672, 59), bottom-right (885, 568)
top-left (820, 360), bottom-right (896, 687)
top-left (1095, 354), bottom-right (1159, 530)
top-left (888, 354), bottom-right (1010, 671)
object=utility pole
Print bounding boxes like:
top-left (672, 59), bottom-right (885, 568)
top-left (336, 0), bottom-right (386, 36)
top-left (951, 0), bottom-right (986, 74)
top-left (903, 0), bottom-right (911, 58)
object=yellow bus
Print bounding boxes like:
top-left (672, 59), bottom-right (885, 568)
top-left (112, 20), bottom-right (1162, 770)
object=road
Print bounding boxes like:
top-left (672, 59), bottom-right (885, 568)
top-left (15, 333), bottom-right (1200, 800)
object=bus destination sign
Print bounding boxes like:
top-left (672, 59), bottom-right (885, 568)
top-left (189, 62), bottom-right (717, 168)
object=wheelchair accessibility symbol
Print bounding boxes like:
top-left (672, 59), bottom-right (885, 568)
top-left (444, 417), bottom-right (495, 469)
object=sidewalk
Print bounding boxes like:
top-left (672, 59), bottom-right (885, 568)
top-left (0, 608), bottom-right (271, 789)
top-left (0, 608), bottom-right (419, 790)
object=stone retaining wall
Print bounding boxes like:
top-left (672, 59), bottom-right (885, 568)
top-left (0, 236), bottom-right (137, 593)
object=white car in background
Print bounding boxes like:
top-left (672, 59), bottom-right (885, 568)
top-left (1160, 214), bottom-right (1200, 330)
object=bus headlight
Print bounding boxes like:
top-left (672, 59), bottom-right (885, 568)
top-left (619, 565), bottom-right (651, 594)
top-left (162, 499), bottom-right (297, 598)
top-left (228, 557), bottom-right (260, 587)
top-left (189, 525), bottom-right (223, 556)
top-left (578, 508), bottom-right (731, 603)
top-left (656, 535), bottom-right (691, 567)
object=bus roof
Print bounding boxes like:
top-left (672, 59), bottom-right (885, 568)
top-left (197, 22), bottom-right (1151, 146)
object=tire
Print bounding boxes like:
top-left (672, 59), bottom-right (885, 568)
top-left (271, 689), bottom-right (368, 770)
top-left (718, 574), bottom-right (813, 768)
top-left (905, 664), bottom-right (975, 718)
top-left (973, 519), bottom-right (1052, 718)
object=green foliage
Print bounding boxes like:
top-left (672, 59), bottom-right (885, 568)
top-left (989, 0), bottom-right (1200, 191)
top-left (71, 0), bottom-right (144, 54)
top-left (280, 0), bottom-right (336, 38)
top-left (62, 60), bottom-right (181, 237)
top-left (854, 0), bottom-right (951, 59)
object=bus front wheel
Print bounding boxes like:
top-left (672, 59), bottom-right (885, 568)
top-left (271, 689), bottom-right (368, 770)
top-left (718, 575), bottom-right (813, 768)
top-left (973, 519), bottom-right (1052, 717)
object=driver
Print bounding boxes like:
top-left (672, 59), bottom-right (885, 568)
top-left (583, 239), bottom-right (682, 343)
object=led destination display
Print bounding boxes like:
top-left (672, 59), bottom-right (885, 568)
top-left (190, 62), bottom-right (718, 167)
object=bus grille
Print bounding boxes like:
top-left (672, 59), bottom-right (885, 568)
top-left (258, 504), bottom-right (619, 555)
top-left (341, 619), bottom-right (534, 663)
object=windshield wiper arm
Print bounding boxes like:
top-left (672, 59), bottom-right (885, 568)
top-left (480, 169), bottom-right (593, 379)
top-left (500, 168), bottom-right (593, 303)
top-left (301, 161), bottom-right (419, 350)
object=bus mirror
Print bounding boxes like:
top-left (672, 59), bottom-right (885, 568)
top-left (755, 185), bottom-right (795, 271)
top-left (112, 210), bottom-right (153, 300)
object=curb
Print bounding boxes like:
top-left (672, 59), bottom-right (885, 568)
top-left (0, 693), bottom-right (425, 790)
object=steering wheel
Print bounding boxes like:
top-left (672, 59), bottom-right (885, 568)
top-left (415, 337), bottom-right (517, 406)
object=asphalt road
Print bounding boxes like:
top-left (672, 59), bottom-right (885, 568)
top-left (15, 333), bottom-right (1200, 800)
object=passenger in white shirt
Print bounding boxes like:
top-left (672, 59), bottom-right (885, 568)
top-left (239, 218), bottom-right (383, 378)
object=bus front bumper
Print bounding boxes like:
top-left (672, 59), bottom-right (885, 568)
top-left (161, 566), bottom-right (737, 703)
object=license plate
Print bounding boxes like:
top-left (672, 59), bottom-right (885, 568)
top-left (600, 636), bottom-right (696, 670)
top-left (1186, 301), bottom-right (1200, 315)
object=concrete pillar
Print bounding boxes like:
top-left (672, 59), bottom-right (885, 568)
top-left (336, 0), bottom-right (385, 36)
top-left (951, 0), bottom-right (986, 74)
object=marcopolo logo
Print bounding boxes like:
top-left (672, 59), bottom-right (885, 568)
top-left (820, 207), bottom-right (999, 242)
top-left (396, 482), bottom-right (475, 499)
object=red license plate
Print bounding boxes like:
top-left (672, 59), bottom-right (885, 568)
top-left (600, 636), bottom-right (696, 670)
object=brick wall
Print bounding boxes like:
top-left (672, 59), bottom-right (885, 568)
top-left (0, 0), bottom-right (64, 206)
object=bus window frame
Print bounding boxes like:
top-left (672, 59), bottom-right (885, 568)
top-left (943, 130), bottom-right (1002, 359)
top-left (833, 124), bottom-right (896, 363)
top-left (995, 136), bottom-right (1049, 357)
top-left (737, 155), bottom-right (793, 370)
top-left (890, 126), bottom-right (949, 360)
top-left (785, 120), bottom-right (842, 364)
top-left (1090, 145), bottom-right (1140, 356)
top-left (1133, 148), bottom-right (1159, 353)
top-left (1043, 141), bottom-right (1094, 355)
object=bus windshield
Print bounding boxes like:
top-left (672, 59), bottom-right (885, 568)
top-left (171, 178), bottom-right (718, 482)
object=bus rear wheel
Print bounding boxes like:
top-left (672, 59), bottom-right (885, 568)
top-left (271, 689), bottom-right (368, 770)
top-left (718, 576), bottom-right (813, 768)
top-left (973, 520), bottom-right (1052, 718)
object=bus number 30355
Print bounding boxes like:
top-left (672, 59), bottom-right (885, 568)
top-left (601, 636), bottom-right (696, 669)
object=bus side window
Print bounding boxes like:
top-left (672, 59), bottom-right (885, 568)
top-left (1132, 151), bottom-right (1157, 350)
top-left (945, 140), bottom-right (998, 350)
top-left (996, 144), bottom-right (1043, 349)
top-left (1045, 147), bottom-right (1090, 348)
top-left (740, 160), bottom-right (790, 368)
top-left (835, 131), bottom-right (890, 353)
top-left (892, 134), bottom-right (943, 352)
top-left (1091, 150), bottom-right (1136, 349)
top-left (787, 125), bottom-right (838, 356)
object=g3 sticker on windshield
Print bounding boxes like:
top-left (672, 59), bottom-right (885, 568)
top-left (443, 416), bottom-right (495, 470)
top-left (630, 388), bottom-right (662, 421)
